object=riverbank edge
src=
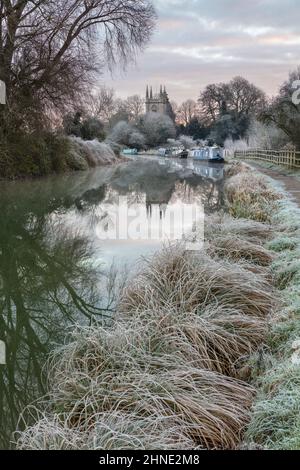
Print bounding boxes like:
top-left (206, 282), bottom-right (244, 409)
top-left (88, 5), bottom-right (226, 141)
top-left (223, 161), bottom-right (300, 449)
top-left (243, 179), bottom-right (300, 449)
top-left (0, 137), bottom-right (126, 181)
top-left (0, 156), bottom-right (128, 183)
top-left (13, 162), bottom-right (300, 450)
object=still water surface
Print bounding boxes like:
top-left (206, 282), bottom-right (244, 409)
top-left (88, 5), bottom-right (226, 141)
top-left (0, 157), bottom-right (225, 448)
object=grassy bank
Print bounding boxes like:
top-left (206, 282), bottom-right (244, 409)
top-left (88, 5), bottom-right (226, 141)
top-left (244, 197), bottom-right (300, 449)
top-left (224, 162), bottom-right (300, 449)
top-left (14, 162), bottom-right (300, 450)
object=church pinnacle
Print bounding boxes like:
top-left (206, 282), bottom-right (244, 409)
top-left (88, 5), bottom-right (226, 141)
top-left (145, 84), bottom-right (174, 121)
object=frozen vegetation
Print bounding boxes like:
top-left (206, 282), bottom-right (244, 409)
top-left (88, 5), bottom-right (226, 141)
top-left (13, 161), bottom-right (300, 450)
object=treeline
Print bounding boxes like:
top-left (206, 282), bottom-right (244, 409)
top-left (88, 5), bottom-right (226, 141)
top-left (175, 73), bottom-right (300, 151)
top-left (73, 70), bottom-right (300, 155)
top-left (62, 77), bottom-right (267, 151)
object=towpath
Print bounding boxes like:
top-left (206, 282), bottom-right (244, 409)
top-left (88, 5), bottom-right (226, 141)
top-left (248, 161), bottom-right (300, 208)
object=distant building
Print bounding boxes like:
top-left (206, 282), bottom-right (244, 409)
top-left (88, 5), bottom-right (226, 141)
top-left (145, 85), bottom-right (175, 121)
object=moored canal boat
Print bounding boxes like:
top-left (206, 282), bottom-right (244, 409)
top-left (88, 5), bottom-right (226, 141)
top-left (122, 148), bottom-right (138, 155)
top-left (189, 146), bottom-right (225, 163)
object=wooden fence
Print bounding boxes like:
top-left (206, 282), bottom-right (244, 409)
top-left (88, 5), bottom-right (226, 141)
top-left (234, 149), bottom-right (300, 169)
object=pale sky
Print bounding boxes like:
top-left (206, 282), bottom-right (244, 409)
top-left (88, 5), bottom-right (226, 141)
top-left (101, 0), bottom-right (300, 104)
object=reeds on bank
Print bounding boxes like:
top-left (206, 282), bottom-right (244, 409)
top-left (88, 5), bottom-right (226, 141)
top-left (15, 162), bottom-right (282, 450)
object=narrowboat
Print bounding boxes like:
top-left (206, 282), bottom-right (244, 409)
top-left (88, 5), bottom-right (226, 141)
top-left (122, 148), bottom-right (138, 155)
top-left (158, 147), bottom-right (186, 158)
top-left (189, 146), bottom-right (225, 163)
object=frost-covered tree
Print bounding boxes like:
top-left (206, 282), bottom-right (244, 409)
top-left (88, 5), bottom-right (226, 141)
top-left (129, 131), bottom-right (146, 149)
top-left (166, 138), bottom-right (181, 148)
top-left (108, 121), bottom-right (145, 149)
top-left (247, 120), bottom-right (288, 149)
top-left (108, 121), bottom-right (132, 145)
top-left (0, 0), bottom-right (157, 176)
top-left (224, 137), bottom-right (249, 154)
top-left (262, 67), bottom-right (300, 149)
top-left (179, 135), bottom-right (195, 149)
top-left (137, 112), bottom-right (176, 147)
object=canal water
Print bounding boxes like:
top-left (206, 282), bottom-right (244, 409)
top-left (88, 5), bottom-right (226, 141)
top-left (0, 157), bottom-right (225, 448)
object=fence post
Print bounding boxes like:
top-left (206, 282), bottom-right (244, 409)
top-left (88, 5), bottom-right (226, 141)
top-left (292, 150), bottom-right (296, 168)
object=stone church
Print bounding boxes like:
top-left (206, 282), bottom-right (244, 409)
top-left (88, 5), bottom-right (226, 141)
top-left (145, 85), bottom-right (175, 121)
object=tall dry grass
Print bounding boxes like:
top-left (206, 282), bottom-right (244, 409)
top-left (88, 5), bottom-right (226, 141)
top-left (225, 170), bottom-right (281, 223)
top-left (224, 161), bottom-right (252, 178)
top-left (15, 322), bottom-right (256, 450)
top-left (205, 214), bottom-right (273, 245)
top-left (208, 236), bottom-right (274, 266)
top-left (120, 248), bottom-right (275, 318)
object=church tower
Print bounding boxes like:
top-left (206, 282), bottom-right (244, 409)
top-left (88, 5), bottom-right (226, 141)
top-left (145, 85), bottom-right (175, 121)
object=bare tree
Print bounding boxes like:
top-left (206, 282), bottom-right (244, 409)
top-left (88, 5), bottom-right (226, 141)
top-left (125, 94), bottom-right (145, 120)
top-left (87, 86), bottom-right (116, 123)
top-left (0, 0), bottom-right (156, 128)
top-left (108, 97), bottom-right (132, 127)
top-left (227, 76), bottom-right (267, 117)
top-left (170, 101), bottom-right (178, 116)
top-left (177, 99), bottom-right (199, 126)
top-left (199, 77), bottom-right (266, 126)
top-left (199, 83), bottom-right (227, 125)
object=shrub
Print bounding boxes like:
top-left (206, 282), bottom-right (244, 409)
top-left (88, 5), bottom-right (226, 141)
top-left (68, 138), bottom-right (117, 167)
top-left (0, 131), bottom-right (81, 178)
top-left (80, 117), bottom-right (106, 141)
top-left (108, 121), bottom-right (145, 150)
top-left (63, 113), bottom-right (105, 142)
top-left (47, 134), bottom-right (71, 173)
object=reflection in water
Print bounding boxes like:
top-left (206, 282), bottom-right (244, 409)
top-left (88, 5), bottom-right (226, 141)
top-left (0, 157), bottom-right (224, 448)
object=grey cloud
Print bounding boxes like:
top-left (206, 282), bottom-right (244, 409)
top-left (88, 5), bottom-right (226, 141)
top-left (102, 0), bottom-right (300, 103)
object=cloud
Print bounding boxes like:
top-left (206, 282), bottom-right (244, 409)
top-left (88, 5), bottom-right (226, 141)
top-left (101, 0), bottom-right (300, 103)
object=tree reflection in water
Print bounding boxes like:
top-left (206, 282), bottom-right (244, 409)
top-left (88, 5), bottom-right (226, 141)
top-left (0, 178), bottom-right (112, 449)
